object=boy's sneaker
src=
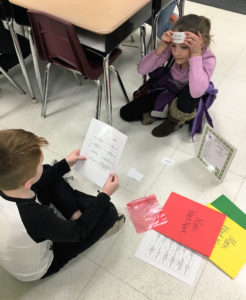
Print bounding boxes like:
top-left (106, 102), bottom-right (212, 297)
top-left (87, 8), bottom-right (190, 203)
top-left (102, 214), bottom-right (126, 239)
top-left (64, 175), bottom-right (75, 184)
top-left (51, 159), bottom-right (58, 166)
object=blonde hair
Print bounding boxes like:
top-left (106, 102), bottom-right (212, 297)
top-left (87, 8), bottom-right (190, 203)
top-left (0, 129), bottom-right (48, 190)
top-left (172, 14), bottom-right (212, 47)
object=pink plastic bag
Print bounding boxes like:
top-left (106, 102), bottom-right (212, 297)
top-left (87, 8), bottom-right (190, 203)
top-left (127, 194), bottom-right (168, 233)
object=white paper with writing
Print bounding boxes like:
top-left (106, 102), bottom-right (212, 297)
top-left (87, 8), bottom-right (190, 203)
top-left (135, 230), bottom-right (202, 285)
top-left (173, 32), bottom-right (186, 43)
top-left (75, 118), bottom-right (127, 187)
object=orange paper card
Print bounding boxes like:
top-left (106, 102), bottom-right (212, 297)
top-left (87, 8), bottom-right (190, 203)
top-left (154, 192), bottom-right (226, 256)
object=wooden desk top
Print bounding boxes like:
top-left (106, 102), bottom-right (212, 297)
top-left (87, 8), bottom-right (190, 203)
top-left (9, 0), bottom-right (151, 34)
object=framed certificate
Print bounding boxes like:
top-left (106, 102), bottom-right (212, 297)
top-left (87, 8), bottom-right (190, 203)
top-left (197, 125), bottom-right (237, 181)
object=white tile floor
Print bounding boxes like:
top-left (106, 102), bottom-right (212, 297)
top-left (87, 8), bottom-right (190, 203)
top-left (1, 1), bottom-right (246, 299)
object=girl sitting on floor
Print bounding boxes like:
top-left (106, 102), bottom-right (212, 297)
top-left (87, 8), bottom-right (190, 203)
top-left (120, 14), bottom-right (216, 137)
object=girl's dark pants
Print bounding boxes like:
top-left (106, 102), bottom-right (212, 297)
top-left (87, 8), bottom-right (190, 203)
top-left (120, 85), bottom-right (200, 122)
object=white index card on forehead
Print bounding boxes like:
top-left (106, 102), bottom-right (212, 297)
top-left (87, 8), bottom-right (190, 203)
top-left (173, 32), bottom-right (186, 43)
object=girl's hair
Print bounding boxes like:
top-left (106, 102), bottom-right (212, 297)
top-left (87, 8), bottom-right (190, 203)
top-left (0, 129), bottom-right (48, 190)
top-left (171, 14), bottom-right (211, 47)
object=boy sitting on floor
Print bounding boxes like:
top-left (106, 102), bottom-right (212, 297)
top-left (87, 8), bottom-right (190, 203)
top-left (0, 129), bottom-right (125, 281)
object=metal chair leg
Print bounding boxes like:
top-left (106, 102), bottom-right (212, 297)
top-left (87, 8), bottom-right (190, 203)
top-left (177, 0), bottom-right (185, 17)
top-left (42, 62), bottom-right (51, 118)
top-left (7, 19), bottom-right (36, 101)
top-left (109, 65), bottom-right (129, 103)
top-left (140, 24), bottom-right (147, 83)
top-left (27, 26), bottom-right (44, 101)
top-left (140, 24), bottom-right (147, 58)
top-left (103, 54), bottom-right (112, 125)
top-left (152, 11), bottom-right (160, 50)
top-left (94, 79), bottom-right (102, 119)
top-left (0, 66), bottom-right (25, 94)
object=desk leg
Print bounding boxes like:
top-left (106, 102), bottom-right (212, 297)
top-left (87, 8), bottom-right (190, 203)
top-left (140, 24), bottom-right (147, 83)
top-left (103, 54), bottom-right (112, 125)
top-left (28, 27), bottom-right (44, 101)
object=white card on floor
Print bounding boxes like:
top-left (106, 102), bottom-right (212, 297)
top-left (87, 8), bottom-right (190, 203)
top-left (135, 230), bottom-right (202, 286)
top-left (196, 125), bottom-right (237, 182)
top-left (75, 118), bottom-right (127, 188)
top-left (127, 168), bottom-right (144, 182)
top-left (161, 156), bottom-right (175, 166)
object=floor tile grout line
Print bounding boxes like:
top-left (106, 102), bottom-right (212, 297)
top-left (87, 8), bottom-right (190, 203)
top-left (189, 258), bottom-right (211, 300)
top-left (98, 264), bottom-right (150, 299)
top-left (74, 264), bottom-right (101, 300)
top-left (232, 177), bottom-right (246, 203)
top-left (145, 146), bottom-right (178, 196)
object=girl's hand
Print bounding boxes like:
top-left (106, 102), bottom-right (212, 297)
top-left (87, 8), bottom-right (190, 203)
top-left (66, 150), bottom-right (87, 167)
top-left (184, 31), bottom-right (203, 57)
top-left (155, 30), bottom-right (173, 56)
top-left (160, 30), bottom-right (174, 46)
top-left (102, 174), bottom-right (119, 196)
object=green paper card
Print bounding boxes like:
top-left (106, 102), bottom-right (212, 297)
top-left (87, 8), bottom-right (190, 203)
top-left (211, 195), bottom-right (246, 229)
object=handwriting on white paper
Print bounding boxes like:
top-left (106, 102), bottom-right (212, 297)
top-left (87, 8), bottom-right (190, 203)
top-left (75, 119), bottom-right (127, 187)
top-left (173, 32), bottom-right (186, 43)
top-left (85, 125), bottom-right (121, 172)
top-left (135, 231), bottom-right (201, 285)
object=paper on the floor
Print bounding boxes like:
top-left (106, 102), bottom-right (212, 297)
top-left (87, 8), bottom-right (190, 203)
top-left (154, 192), bottom-right (226, 257)
top-left (161, 156), bottom-right (175, 166)
top-left (211, 195), bottom-right (246, 228)
top-left (135, 230), bottom-right (202, 285)
top-left (127, 168), bottom-right (144, 182)
top-left (75, 118), bottom-right (127, 188)
top-left (207, 203), bottom-right (246, 279)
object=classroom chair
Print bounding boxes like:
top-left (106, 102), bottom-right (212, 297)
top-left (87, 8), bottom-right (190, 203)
top-left (151, 0), bottom-right (186, 50)
top-left (28, 10), bottom-right (129, 119)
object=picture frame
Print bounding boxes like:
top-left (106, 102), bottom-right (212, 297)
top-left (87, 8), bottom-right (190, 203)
top-left (196, 125), bottom-right (237, 181)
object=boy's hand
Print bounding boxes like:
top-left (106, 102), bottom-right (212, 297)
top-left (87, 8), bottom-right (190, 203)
top-left (184, 31), bottom-right (203, 57)
top-left (155, 30), bottom-right (173, 56)
top-left (102, 174), bottom-right (119, 196)
top-left (66, 150), bottom-right (87, 168)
